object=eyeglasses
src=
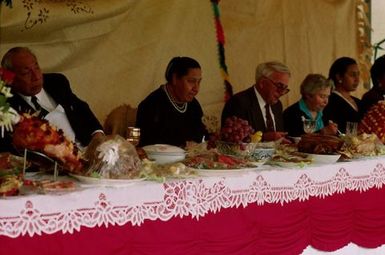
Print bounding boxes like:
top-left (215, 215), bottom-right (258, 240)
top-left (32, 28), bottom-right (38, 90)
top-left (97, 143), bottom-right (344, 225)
top-left (263, 76), bottom-right (290, 95)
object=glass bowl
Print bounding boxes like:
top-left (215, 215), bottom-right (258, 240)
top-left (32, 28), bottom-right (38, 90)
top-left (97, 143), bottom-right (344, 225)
top-left (215, 141), bottom-right (275, 161)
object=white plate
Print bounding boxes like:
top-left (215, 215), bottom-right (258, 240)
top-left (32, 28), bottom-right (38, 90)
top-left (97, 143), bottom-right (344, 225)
top-left (304, 153), bottom-right (341, 164)
top-left (246, 160), bottom-right (267, 168)
top-left (70, 174), bottom-right (145, 186)
top-left (342, 155), bottom-right (385, 162)
top-left (194, 168), bottom-right (251, 176)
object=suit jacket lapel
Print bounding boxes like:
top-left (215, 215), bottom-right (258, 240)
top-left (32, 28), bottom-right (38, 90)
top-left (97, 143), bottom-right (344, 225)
top-left (8, 93), bottom-right (35, 114)
top-left (271, 103), bottom-right (283, 131)
top-left (246, 87), bottom-right (265, 131)
top-left (248, 86), bottom-right (283, 132)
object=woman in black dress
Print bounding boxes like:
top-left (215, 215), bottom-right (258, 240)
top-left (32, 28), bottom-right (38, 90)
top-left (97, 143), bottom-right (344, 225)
top-left (323, 57), bottom-right (363, 133)
top-left (136, 57), bottom-right (208, 147)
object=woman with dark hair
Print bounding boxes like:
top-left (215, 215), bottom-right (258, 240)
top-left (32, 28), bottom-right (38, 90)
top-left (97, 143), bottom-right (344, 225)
top-left (136, 56), bottom-right (208, 147)
top-left (323, 57), bottom-right (363, 133)
top-left (361, 55), bottom-right (385, 113)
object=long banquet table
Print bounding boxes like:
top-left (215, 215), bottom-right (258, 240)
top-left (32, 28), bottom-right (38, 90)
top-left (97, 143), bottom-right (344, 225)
top-left (1, 158), bottom-right (385, 255)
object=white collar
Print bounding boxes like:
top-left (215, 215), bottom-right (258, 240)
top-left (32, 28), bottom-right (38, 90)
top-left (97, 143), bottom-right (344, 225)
top-left (253, 85), bottom-right (267, 108)
top-left (332, 91), bottom-right (358, 111)
top-left (19, 88), bottom-right (56, 112)
top-left (253, 85), bottom-right (275, 130)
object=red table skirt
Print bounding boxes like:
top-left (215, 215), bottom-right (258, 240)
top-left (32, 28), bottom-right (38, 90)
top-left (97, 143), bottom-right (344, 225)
top-left (2, 187), bottom-right (385, 255)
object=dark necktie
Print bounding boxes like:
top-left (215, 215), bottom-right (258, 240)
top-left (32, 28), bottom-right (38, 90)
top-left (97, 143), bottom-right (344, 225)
top-left (31, 96), bottom-right (49, 118)
top-left (264, 104), bottom-right (275, 132)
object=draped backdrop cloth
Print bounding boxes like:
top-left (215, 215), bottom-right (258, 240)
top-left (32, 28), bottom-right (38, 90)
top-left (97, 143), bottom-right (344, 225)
top-left (0, 0), bottom-right (369, 129)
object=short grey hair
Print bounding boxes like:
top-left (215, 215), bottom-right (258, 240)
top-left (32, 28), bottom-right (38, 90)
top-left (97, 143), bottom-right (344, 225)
top-left (1, 47), bottom-right (36, 70)
top-left (255, 61), bottom-right (291, 83)
top-left (300, 74), bottom-right (333, 96)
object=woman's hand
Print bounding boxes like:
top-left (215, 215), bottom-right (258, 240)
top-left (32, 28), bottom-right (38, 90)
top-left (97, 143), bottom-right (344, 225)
top-left (320, 122), bottom-right (338, 135)
top-left (263, 131), bottom-right (291, 143)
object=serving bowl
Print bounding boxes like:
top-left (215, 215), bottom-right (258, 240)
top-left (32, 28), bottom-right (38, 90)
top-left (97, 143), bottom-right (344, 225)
top-left (216, 141), bottom-right (275, 161)
top-left (142, 144), bottom-right (186, 164)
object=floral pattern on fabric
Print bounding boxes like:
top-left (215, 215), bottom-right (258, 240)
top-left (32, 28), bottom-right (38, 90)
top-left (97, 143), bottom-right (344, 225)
top-left (1, 163), bottom-right (385, 238)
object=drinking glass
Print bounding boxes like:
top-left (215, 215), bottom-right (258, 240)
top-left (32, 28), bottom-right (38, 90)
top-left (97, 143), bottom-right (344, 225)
top-left (126, 127), bottom-right (141, 146)
top-left (303, 119), bottom-right (316, 134)
top-left (345, 122), bottom-right (358, 136)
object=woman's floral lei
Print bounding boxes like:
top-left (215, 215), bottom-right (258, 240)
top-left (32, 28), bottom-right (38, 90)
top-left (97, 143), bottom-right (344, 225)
top-left (0, 68), bottom-right (20, 137)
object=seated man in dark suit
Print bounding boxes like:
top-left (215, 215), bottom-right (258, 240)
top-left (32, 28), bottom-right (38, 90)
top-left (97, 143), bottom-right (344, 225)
top-left (221, 61), bottom-right (290, 142)
top-left (0, 47), bottom-right (104, 151)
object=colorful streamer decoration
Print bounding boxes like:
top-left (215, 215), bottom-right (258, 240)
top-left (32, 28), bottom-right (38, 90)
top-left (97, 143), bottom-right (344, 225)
top-left (211, 0), bottom-right (233, 101)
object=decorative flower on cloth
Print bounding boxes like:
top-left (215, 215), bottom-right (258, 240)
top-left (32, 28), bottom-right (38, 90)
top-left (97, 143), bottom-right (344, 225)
top-left (0, 68), bottom-right (20, 137)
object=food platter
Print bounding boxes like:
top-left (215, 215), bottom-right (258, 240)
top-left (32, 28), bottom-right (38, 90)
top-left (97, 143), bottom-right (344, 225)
top-left (193, 161), bottom-right (266, 176)
top-left (304, 153), bottom-right (341, 164)
top-left (268, 149), bottom-right (313, 168)
top-left (194, 167), bottom-right (257, 177)
top-left (269, 161), bottom-right (311, 168)
top-left (340, 154), bottom-right (385, 162)
top-left (70, 174), bottom-right (146, 186)
top-left (19, 174), bottom-right (79, 195)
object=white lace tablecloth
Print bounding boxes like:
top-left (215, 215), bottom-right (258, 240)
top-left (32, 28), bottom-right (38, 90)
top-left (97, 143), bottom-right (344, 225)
top-left (1, 157), bottom-right (385, 238)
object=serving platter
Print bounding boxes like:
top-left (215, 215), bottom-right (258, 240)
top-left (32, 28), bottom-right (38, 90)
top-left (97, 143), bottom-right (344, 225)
top-left (268, 161), bottom-right (311, 168)
top-left (304, 153), bottom-right (341, 164)
top-left (193, 161), bottom-right (266, 176)
top-left (70, 174), bottom-right (145, 186)
top-left (340, 154), bottom-right (385, 162)
top-left (194, 168), bottom-right (255, 177)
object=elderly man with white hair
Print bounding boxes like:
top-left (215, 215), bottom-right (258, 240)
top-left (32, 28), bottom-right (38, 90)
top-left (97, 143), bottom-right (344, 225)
top-left (221, 61), bottom-right (290, 142)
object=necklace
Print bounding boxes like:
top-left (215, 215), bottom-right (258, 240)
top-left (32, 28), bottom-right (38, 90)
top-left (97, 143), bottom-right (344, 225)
top-left (163, 84), bottom-right (188, 113)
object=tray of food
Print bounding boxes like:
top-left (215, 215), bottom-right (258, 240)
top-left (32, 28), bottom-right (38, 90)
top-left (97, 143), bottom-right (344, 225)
top-left (69, 173), bottom-right (145, 186)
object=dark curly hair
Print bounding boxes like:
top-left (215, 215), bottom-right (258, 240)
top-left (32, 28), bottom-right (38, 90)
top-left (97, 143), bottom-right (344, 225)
top-left (370, 55), bottom-right (385, 88)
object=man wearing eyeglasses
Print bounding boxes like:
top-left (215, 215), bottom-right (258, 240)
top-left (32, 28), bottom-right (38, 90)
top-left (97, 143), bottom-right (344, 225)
top-left (221, 61), bottom-right (290, 142)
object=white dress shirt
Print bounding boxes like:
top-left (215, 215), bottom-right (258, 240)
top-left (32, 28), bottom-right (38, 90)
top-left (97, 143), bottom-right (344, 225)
top-left (19, 89), bottom-right (77, 142)
top-left (253, 86), bottom-right (276, 130)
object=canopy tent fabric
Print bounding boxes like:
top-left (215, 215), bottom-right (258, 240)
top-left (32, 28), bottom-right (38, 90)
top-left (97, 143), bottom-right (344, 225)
top-left (0, 0), bottom-right (222, 124)
top-left (221, 0), bottom-right (371, 108)
top-left (0, 0), bottom-right (371, 132)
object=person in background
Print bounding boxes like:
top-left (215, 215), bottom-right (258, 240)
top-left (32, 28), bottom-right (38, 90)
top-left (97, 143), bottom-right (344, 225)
top-left (283, 74), bottom-right (338, 137)
top-left (323, 57), bottom-right (363, 133)
top-left (136, 56), bottom-right (208, 147)
top-left (361, 55), bottom-right (385, 113)
top-left (0, 47), bottom-right (104, 152)
top-left (221, 61), bottom-right (290, 142)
